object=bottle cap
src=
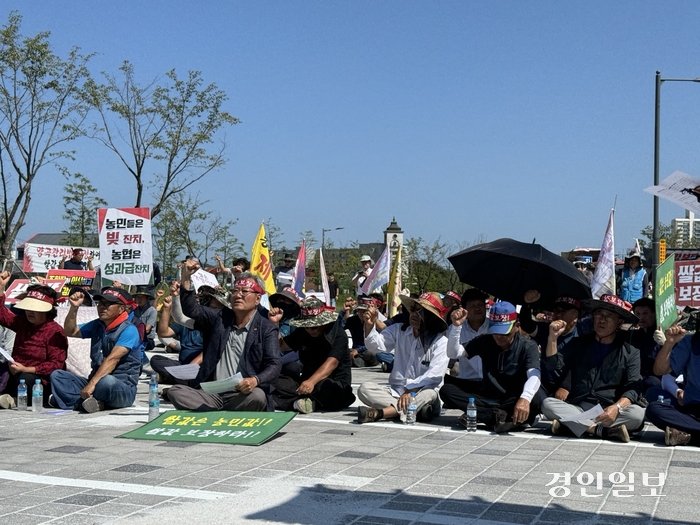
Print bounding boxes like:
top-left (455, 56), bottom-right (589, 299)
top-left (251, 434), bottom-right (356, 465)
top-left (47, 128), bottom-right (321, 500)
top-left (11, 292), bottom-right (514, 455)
top-left (19, 379), bottom-right (25, 383)
top-left (35, 379), bottom-right (41, 384)
top-left (410, 392), bottom-right (416, 397)
top-left (469, 397), bottom-right (474, 402)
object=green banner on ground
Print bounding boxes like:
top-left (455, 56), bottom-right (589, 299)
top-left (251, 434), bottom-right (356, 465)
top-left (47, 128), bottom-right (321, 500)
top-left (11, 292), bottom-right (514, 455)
top-left (655, 253), bottom-right (676, 331)
top-left (118, 410), bottom-right (296, 446)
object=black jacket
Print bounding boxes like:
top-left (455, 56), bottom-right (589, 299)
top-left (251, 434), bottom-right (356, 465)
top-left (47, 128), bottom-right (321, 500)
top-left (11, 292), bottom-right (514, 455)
top-left (542, 331), bottom-right (642, 407)
top-left (180, 287), bottom-right (281, 410)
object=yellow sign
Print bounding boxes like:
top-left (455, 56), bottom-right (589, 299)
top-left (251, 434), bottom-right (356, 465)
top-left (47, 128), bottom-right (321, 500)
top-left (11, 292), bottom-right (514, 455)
top-left (659, 238), bottom-right (666, 262)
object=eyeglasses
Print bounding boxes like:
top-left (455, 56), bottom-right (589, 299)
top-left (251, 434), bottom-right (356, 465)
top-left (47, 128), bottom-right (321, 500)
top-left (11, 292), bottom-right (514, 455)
top-left (592, 310), bottom-right (617, 321)
top-left (231, 288), bottom-right (257, 298)
top-left (97, 300), bottom-right (117, 308)
top-left (408, 304), bottom-right (423, 313)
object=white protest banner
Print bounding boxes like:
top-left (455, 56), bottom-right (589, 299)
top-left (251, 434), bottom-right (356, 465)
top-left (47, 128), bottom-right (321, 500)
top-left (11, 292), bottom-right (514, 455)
top-left (98, 207), bottom-right (153, 286)
top-left (191, 268), bottom-right (220, 291)
top-left (591, 209), bottom-right (615, 299)
top-left (22, 244), bottom-right (100, 274)
top-left (361, 245), bottom-right (390, 295)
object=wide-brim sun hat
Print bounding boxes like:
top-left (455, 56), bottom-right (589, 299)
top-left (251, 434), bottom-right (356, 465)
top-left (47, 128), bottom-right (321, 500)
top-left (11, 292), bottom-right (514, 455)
top-left (582, 294), bottom-right (638, 324)
top-left (289, 297), bottom-right (338, 328)
top-left (132, 285), bottom-right (155, 300)
top-left (14, 289), bottom-right (55, 313)
top-left (199, 288), bottom-right (232, 310)
top-left (399, 292), bottom-right (448, 333)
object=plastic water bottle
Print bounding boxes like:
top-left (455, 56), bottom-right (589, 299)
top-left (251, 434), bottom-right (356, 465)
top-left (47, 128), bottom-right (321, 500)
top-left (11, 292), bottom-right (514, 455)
top-left (466, 397), bottom-right (477, 432)
top-left (657, 395), bottom-right (668, 405)
top-left (17, 379), bottom-right (27, 411)
top-left (405, 393), bottom-right (417, 425)
top-left (32, 379), bottom-right (43, 412)
top-left (148, 374), bottom-right (160, 421)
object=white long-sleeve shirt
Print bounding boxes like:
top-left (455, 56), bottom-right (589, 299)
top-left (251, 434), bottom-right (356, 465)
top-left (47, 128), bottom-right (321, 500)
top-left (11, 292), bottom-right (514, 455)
top-left (446, 319), bottom-right (489, 380)
top-left (365, 323), bottom-right (449, 397)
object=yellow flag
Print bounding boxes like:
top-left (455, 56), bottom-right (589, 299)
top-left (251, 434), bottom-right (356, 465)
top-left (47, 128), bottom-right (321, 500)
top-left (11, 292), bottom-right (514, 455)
top-left (250, 222), bottom-right (276, 295)
top-left (387, 245), bottom-right (402, 317)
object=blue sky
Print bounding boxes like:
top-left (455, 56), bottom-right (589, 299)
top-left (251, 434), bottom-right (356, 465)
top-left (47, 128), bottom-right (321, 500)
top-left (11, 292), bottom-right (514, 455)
top-left (7, 2), bottom-right (700, 258)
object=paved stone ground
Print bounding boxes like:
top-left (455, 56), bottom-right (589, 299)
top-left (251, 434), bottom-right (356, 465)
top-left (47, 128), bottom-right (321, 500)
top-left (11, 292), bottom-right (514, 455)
top-left (0, 360), bottom-right (698, 525)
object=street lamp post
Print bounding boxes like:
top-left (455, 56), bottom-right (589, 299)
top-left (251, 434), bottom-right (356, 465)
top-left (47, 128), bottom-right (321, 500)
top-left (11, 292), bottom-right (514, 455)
top-left (322, 227), bottom-right (344, 251)
top-left (652, 71), bottom-right (700, 272)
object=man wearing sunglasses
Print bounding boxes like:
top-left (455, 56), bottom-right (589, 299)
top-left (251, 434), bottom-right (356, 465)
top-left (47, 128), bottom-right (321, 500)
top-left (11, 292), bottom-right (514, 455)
top-left (50, 287), bottom-right (141, 413)
top-left (165, 261), bottom-right (281, 412)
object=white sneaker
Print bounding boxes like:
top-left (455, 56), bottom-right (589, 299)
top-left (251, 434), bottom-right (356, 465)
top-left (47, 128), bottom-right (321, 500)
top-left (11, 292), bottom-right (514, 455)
top-left (0, 394), bottom-right (16, 409)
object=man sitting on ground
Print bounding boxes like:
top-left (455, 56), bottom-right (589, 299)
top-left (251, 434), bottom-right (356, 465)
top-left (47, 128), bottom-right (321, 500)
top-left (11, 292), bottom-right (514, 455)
top-left (270, 298), bottom-right (355, 414)
top-left (166, 262), bottom-right (280, 412)
top-left (152, 291), bottom-right (204, 385)
top-left (541, 294), bottom-right (645, 443)
top-left (356, 293), bottom-right (449, 423)
top-left (50, 287), bottom-right (141, 412)
top-left (645, 325), bottom-right (700, 446)
top-left (440, 302), bottom-right (541, 433)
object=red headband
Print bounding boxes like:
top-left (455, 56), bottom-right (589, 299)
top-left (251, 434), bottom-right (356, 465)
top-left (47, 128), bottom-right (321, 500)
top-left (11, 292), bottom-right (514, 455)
top-left (445, 291), bottom-right (461, 303)
top-left (419, 293), bottom-right (449, 315)
top-left (490, 311), bottom-right (518, 323)
top-left (300, 306), bottom-right (324, 317)
top-left (102, 289), bottom-right (130, 305)
top-left (234, 278), bottom-right (264, 295)
top-left (26, 289), bottom-right (54, 306)
top-left (555, 297), bottom-right (580, 309)
top-left (599, 294), bottom-right (632, 312)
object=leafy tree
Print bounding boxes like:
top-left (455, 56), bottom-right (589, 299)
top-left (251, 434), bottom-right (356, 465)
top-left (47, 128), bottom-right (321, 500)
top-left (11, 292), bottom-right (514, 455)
top-left (639, 222), bottom-right (689, 249)
top-left (152, 192), bottom-right (241, 276)
top-left (61, 172), bottom-right (107, 246)
top-left (264, 217), bottom-right (284, 258)
top-left (84, 60), bottom-right (239, 219)
top-left (151, 206), bottom-right (181, 278)
top-left (0, 12), bottom-right (92, 260)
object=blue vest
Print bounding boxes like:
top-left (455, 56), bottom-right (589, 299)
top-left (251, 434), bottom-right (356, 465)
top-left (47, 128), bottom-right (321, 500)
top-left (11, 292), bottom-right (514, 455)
top-left (88, 321), bottom-right (141, 388)
top-left (620, 268), bottom-right (645, 302)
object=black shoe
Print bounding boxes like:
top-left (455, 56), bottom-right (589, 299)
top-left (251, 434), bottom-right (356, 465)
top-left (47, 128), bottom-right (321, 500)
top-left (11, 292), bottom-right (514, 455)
top-left (418, 403), bottom-right (434, 422)
top-left (357, 406), bottom-right (380, 423)
top-left (47, 394), bottom-right (58, 409)
top-left (492, 408), bottom-right (514, 434)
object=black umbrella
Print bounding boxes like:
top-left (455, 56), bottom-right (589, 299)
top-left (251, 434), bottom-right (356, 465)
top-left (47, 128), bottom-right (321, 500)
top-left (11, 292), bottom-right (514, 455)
top-left (448, 238), bottom-right (592, 306)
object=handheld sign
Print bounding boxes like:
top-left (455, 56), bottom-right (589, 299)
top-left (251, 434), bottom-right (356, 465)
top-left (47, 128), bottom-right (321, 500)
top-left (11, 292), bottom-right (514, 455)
top-left (655, 254), bottom-right (677, 331)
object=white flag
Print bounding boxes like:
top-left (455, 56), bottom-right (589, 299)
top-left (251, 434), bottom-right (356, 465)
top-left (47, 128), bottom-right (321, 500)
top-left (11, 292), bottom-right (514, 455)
top-left (633, 238), bottom-right (642, 255)
top-left (361, 245), bottom-right (390, 295)
top-left (591, 209), bottom-right (616, 299)
top-left (319, 248), bottom-right (331, 307)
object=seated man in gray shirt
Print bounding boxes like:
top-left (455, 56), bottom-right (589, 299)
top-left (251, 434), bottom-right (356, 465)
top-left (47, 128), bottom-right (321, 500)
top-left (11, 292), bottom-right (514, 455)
top-left (166, 262), bottom-right (281, 412)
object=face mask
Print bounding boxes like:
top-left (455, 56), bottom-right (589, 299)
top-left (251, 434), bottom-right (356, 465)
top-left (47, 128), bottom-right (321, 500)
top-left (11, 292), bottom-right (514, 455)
top-left (278, 302), bottom-right (297, 320)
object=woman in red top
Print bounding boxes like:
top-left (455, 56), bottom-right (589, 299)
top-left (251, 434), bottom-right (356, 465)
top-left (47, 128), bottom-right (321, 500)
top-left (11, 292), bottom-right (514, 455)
top-left (0, 271), bottom-right (68, 408)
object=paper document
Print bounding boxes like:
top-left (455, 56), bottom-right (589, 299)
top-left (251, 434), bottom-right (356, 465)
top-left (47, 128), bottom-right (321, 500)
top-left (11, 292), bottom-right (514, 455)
top-left (559, 404), bottom-right (604, 422)
top-left (0, 347), bottom-right (14, 363)
top-left (200, 372), bottom-right (243, 394)
top-left (164, 363), bottom-right (200, 381)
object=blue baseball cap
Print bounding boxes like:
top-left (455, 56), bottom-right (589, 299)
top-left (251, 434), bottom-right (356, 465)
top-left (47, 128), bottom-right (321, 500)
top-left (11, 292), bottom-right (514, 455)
top-left (488, 301), bottom-right (518, 335)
